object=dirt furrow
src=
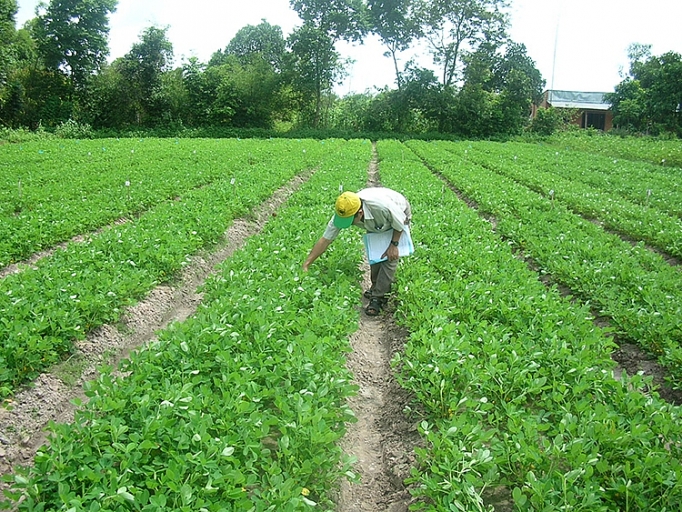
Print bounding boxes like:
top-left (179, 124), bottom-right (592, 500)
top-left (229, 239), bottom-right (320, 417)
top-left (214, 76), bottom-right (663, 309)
top-left (335, 145), bottom-right (421, 511)
top-left (336, 293), bottom-right (420, 512)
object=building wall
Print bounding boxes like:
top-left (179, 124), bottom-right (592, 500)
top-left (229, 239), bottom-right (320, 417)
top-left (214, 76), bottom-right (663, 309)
top-left (532, 90), bottom-right (614, 131)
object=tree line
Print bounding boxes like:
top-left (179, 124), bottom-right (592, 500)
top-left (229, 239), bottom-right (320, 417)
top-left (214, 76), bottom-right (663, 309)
top-left (606, 43), bottom-right (682, 137)
top-left (5, 0), bottom-right (676, 139)
top-left (0, 0), bottom-right (554, 137)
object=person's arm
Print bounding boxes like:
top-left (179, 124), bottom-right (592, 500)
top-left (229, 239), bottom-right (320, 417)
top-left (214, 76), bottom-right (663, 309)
top-left (303, 237), bottom-right (332, 271)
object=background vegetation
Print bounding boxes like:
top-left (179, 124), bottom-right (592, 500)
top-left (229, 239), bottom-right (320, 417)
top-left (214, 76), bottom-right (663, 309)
top-left (0, 0), bottom-right (544, 138)
top-left (0, 0), bottom-right (680, 139)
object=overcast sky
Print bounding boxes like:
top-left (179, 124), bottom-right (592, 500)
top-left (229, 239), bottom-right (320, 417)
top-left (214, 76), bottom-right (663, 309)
top-left (15, 0), bottom-right (682, 95)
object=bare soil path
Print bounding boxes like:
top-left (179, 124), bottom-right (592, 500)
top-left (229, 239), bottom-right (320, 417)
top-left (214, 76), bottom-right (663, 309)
top-left (335, 295), bottom-right (421, 512)
top-left (335, 147), bottom-right (421, 511)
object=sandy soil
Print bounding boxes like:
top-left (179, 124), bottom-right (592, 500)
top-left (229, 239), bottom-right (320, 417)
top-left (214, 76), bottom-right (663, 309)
top-left (334, 288), bottom-right (422, 512)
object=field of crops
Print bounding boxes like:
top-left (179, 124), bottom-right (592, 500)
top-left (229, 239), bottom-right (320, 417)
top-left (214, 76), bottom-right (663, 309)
top-left (1, 136), bottom-right (681, 511)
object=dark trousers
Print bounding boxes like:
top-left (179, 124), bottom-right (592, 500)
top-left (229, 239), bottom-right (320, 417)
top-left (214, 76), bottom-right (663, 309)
top-left (369, 258), bottom-right (399, 299)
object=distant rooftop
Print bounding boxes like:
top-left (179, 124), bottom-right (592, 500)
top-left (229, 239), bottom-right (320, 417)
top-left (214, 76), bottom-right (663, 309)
top-left (545, 90), bottom-right (611, 110)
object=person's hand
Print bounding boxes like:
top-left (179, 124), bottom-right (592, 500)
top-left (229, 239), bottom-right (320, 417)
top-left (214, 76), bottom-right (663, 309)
top-left (302, 262), bottom-right (310, 272)
top-left (382, 244), bottom-right (400, 262)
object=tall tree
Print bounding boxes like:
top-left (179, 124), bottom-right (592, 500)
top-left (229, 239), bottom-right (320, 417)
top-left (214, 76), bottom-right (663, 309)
top-left (288, 24), bottom-right (343, 127)
top-left (625, 42), bottom-right (652, 78)
top-left (288, 0), bottom-right (369, 127)
top-left (1, 3), bottom-right (67, 128)
top-left (4, 66), bottom-right (72, 128)
top-left (197, 55), bottom-right (287, 129)
top-left (634, 51), bottom-right (682, 135)
top-left (416, 0), bottom-right (509, 88)
top-left (491, 42), bottom-right (544, 133)
top-left (607, 44), bottom-right (682, 136)
top-left (77, 61), bottom-right (130, 128)
top-left (398, 64), bottom-right (446, 131)
top-left (117, 26), bottom-right (174, 126)
top-left (197, 22), bottom-right (291, 129)
top-left (0, 0), bottom-right (17, 86)
top-left (223, 20), bottom-right (286, 72)
top-left (491, 43), bottom-right (543, 102)
top-left (606, 78), bottom-right (646, 133)
top-left (33, 0), bottom-right (117, 89)
top-left (445, 40), bottom-right (544, 137)
top-left (367, 0), bottom-right (419, 89)
top-left (290, 0), bottom-right (368, 43)
top-left (181, 56), bottom-right (209, 127)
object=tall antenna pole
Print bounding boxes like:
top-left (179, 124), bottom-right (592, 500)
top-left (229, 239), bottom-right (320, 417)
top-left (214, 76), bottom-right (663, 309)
top-left (551, 13), bottom-right (559, 90)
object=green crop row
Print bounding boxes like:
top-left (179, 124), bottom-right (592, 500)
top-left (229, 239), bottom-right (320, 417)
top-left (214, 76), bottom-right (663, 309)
top-left (0, 138), bottom-right (323, 268)
top-left (548, 132), bottom-right (682, 169)
top-left (3, 140), bottom-right (373, 511)
top-left (4, 136), bottom-right (680, 511)
top-left (376, 139), bottom-right (682, 511)
top-left (0, 139), bottom-right (339, 397)
top-left (446, 141), bottom-right (682, 258)
top-left (406, 139), bottom-right (682, 388)
top-left (495, 140), bottom-right (682, 219)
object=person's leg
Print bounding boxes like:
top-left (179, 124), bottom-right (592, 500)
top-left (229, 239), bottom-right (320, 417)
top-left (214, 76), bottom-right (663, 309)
top-left (366, 260), bottom-right (398, 315)
top-left (370, 259), bottom-right (398, 300)
top-left (368, 262), bottom-right (379, 297)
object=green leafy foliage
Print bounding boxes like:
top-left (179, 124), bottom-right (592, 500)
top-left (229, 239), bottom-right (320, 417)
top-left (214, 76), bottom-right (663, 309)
top-left (0, 138), bottom-right (335, 395)
top-left (377, 139), bottom-right (682, 510)
top-left (548, 131), bottom-right (682, 168)
top-left (450, 140), bottom-right (682, 257)
top-left (3, 139), bottom-right (372, 510)
top-left (607, 46), bottom-right (682, 137)
top-left (3, 137), bottom-right (682, 511)
top-left (407, 139), bottom-right (682, 385)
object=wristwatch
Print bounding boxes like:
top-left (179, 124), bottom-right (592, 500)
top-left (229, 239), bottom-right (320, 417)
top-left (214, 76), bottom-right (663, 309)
top-left (390, 240), bottom-right (399, 246)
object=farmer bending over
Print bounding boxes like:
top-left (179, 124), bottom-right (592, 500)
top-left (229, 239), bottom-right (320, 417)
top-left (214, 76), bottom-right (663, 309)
top-left (302, 187), bottom-right (412, 316)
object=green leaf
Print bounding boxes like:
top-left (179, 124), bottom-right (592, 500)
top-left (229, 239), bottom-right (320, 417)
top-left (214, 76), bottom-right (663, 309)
top-left (512, 487), bottom-right (527, 506)
top-left (117, 487), bottom-right (135, 502)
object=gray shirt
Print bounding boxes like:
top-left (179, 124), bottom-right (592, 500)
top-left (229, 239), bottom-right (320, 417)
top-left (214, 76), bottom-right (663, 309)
top-left (323, 187), bottom-right (411, 241)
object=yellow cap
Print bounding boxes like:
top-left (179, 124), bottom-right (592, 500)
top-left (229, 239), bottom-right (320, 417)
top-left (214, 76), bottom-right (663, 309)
top-left (334, 191), bottom-right (361, 228)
